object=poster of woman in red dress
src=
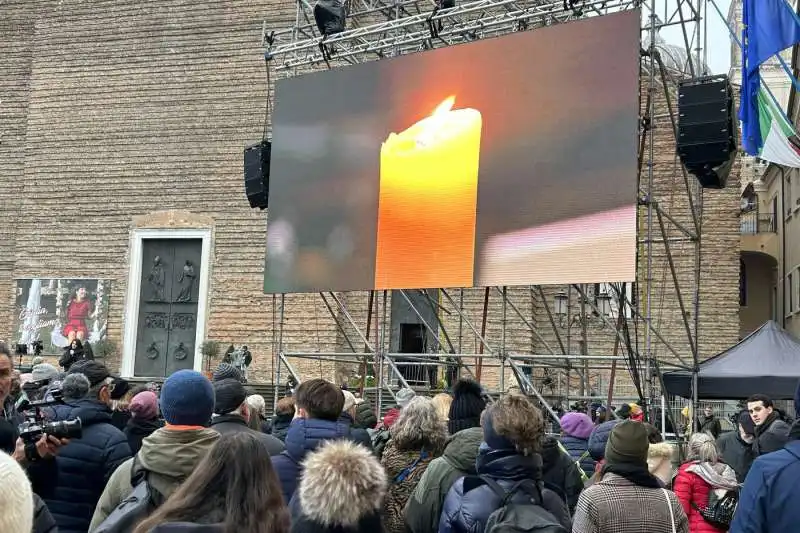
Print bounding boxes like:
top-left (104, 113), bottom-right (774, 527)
top-left (62, 286), bottom-right (95, 343)
top-left (14, 279), bottom-right (110, 355)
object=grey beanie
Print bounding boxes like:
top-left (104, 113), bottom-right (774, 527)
top-left (30, 364), bottom-right (59, 383)
top-left (212, 363), bottom-right (242, 383)
top-left (396, 387), bottom-right (416, 409)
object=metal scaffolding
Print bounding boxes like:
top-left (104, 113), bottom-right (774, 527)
top-left (264, 0), bottom-right (638, 70)
top-left (261, 0), bottom-right (714, 428)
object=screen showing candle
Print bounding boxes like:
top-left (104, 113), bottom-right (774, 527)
top-left (264, 10), bottom-right (640, 293)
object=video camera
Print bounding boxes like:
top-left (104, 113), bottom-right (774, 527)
top-left (17, 391), bottom-right (83, 450)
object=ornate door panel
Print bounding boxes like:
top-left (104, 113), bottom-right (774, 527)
top-left (134, 239), bottom-right (202, 378)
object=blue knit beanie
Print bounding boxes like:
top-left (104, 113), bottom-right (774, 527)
top-left (160, 370), bottom-right (215, 426)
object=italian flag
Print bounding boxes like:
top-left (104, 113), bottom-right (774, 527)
top-left (756, 86), bottom-right (800, 167)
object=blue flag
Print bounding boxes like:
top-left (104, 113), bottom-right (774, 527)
top-left (741, 0), bottom-right (800, 156)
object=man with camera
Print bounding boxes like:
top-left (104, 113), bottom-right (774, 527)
top-left (0, 342), bottom-right (67, 462)
top-left (28, 360), bottom-right (132, 533)
top-left (0, 342), bottom-right (22, 425)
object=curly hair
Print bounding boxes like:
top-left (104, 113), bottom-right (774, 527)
top-left (390, 396), bottom-right (448, 454)
top-left (487, 393), bottom-right (544, 456)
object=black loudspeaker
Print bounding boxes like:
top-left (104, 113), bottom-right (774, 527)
top-left (313, 0), bottom-right (346, 36)
top-left (244, 141), bottom-right (271, 210)
top-left (677, 75), bottom-right (737, 189)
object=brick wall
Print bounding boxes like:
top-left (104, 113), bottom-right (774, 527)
top-left (0, 2), bottom-right (741, 395)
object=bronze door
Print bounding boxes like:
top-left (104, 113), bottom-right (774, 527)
top-left (134, 239), bottom-right (201, 378)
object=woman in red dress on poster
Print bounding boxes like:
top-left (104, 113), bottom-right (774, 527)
top-left (62, 286), bottom-right (93, 343)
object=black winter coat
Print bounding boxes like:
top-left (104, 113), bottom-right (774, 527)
top-left (354, 402), bottom-right (378, 429)
top-left (716, 430), bottom-right (753, 482)
top-left (29, 399), bottom-right (132, 533)
top-left (752, 412), bottom-right (791, 457)
top-left (270, 414), bottom-right (293, 442)
top-left (110, 409), bottom-right (131, 432)
top-left (290, 496), bottom-right (383, 533)
top-left (124, 416), bottom-right (164, 455)
top-left (33, 494), bottom-right (58, 533)
top-left (210, 414), bottom-right (285, 455)
top-left (2, 397), bottom-right (23, 426)
top-left (438, 446), bottom-right (571, 533)
top-left (541, 436), bottom-right (584, 512)
top-left (559, 434), bottom-right (595, 479)
top-left (698, 415), bottom-right (722, 438)
top-left (338, 412), bottom-right (373, 451)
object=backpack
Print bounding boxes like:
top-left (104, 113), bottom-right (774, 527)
top-left (480, 476), bottom-right (568, 533)
top-left (692, 489), bottom-right (738, 530)
top-left (372, 427), bottom-right (391, 459)
top-left (93, 457), bottom-right (165, 533)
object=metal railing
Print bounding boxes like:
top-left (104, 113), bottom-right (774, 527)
top-left (740, 212), bottom-right (776, 234)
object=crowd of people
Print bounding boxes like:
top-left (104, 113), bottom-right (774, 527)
top-left (1, 341), bottom-right (799, 532)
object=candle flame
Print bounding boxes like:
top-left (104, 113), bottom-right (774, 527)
top-left (432, 96), bottom-right (455, 117)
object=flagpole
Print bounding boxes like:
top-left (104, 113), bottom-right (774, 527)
top-left (782, 0), bottom-right (800, 30)
top-left (775, 53), bottom-right (800, 94)
top-left (708, 0), bottom-right (799, 124)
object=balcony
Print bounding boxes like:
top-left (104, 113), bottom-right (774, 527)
top-left (741, 212), bottom-right (778, 259)
top-left (741, 212), bottom-right (776, 234)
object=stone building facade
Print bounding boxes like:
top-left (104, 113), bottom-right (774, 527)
top-left (0, 2), bottom-right (740, 399)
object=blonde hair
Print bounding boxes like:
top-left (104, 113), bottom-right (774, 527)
top-left (688, 432), bottom-right (719, 463)
top-left (431, 393), bottom-right (453, 423)
top-left (246, 395), bottom-right (267, 417)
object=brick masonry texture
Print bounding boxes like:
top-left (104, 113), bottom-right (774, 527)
top-left (0, 2), bottom-right (741, 395)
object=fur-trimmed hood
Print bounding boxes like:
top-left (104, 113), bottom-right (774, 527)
top-left (296, 440), bottom-right (388, 527)
top-left (648, 441), bottom-right (674, 460)
top-left (647, 441), bottom-right (676, 487)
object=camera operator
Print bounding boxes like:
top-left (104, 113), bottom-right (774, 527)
top-left (0, 419), bottom-right (58, 533)
top-left (0, 343), bottom-right (68, 460)
top-left (29, 360), bottom-right (132, 533)
top-left (0, 342), bottom-right (23, 426)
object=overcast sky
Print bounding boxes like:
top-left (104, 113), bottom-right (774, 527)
top-left (648, 0), bottom-right (734, 75)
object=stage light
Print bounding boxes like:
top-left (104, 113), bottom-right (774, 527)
top-left (313, 0), bottom-right (346, 36)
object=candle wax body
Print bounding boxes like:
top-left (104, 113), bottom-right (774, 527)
top-left (375, 108), bottom-right (482, 289)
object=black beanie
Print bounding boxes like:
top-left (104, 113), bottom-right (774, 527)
top-left (213, 378), bottom-right (248, 415)
top-left (738, 410), bottom-right (756, 436)
top-left (448, 379), bottom-right (486, 434)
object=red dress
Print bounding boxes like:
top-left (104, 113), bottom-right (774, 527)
top-left (673, 462), bottom-right (726, 533)
top-left (62, 299), bottom-right (91, 338)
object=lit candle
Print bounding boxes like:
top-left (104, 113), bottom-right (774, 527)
top-left (375, 96), bottom-right (482, 289)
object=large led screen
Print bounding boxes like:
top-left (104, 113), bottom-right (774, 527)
top-left (264, 10), bottom-right (639, 293)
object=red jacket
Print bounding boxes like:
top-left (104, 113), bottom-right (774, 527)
top-left (382, 407), bottom-right (401, 428)
top-left (673, 462), bottom-right (725, 533)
